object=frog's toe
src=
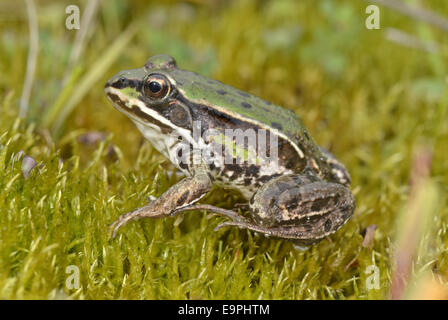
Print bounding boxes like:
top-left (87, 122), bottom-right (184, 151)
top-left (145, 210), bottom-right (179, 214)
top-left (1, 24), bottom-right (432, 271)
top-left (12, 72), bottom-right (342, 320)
top-left (109, 217), bottom-right (127, 239)
top-left (292, 243), bottom-right (311, 251)
top-left (109, 209), bottom-right (142, 238)
top-left (110, 221), bottom-right (123, 239)
top-left (147, 195), bottom-right (156, 202)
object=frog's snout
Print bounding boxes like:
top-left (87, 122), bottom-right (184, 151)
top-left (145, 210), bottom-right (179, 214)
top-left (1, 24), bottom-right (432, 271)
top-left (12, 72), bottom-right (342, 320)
top-left (105, 72), bottom-right (129, 89)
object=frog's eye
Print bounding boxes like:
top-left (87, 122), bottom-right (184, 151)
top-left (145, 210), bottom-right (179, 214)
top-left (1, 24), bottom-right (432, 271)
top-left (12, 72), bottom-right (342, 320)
top-left (144, 74), bottom-right (171, 99)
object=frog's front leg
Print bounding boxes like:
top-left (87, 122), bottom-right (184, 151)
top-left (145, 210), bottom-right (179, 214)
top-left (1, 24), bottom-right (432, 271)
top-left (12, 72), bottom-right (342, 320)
top-left (218, 174), bottom-right (355, 245)
top-left (110, 165), bottom-right (212, 238)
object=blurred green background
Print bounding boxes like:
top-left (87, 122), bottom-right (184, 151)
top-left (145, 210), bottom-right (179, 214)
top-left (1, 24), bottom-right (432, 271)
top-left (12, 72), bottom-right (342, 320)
top-left (0, 0), bottom-right (447, 299)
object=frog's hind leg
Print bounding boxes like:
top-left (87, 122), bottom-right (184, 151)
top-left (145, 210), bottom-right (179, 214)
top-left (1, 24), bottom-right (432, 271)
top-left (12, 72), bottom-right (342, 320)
top-left (319, 147), bottom-right (351, 186)
top-left (213, 207), bottom-right (349, 245)
top-left (228, 174), bottom-right (356, 244)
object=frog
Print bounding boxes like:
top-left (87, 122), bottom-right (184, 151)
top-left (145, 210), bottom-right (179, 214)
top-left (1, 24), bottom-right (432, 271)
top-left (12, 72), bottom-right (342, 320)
top-left (104, 54), bottom-right (355, 245)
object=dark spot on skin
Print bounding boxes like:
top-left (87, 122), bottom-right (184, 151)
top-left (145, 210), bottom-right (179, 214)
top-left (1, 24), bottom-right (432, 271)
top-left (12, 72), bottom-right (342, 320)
top-left (276, 182), bottom-right (293, 193)
top-left (286, 201), bottom-right (298, 211)
top-left (261, 106), bottom-right (271, 113)
top-left (237, 91), bottom-right (250, 97)
top-left (303, 130), bottom-right (311, 141)
top-left (177, 148), bottom-right (182, 158)
top-left (217, 90), bottom-right (227, 95)
top-left (324, 219), bottom-right (332, 232)
top-left (108, 78), bottom-right (140, 90)
top-left (207, 79), bottom-right (223, 86)
top-left (246, 165), bottom-right (260, 177)
top-left (223, 163), bottom-right (244, 176)
top-left (249, 197), bottom-right (255, 205)
top-left (179, 162), bottom-right (188, 170)
top-left (244, 178), bottom-right (252, 186)
top-left (333, 194), bottom-right (340, 205)
top-left (241, 102), bottom-right (252, 109)
top-left (311, 197), bottom-right (331, 212)
top-left (257, 176), bottom-right (274, 183)
top-left (177, 190), bottom-right (190, 206)
top-left (195, 103), bottom-right (242, 126)
top-left (279, 140), bottom-right (307, 171)
top-left (209, 162), bottom-right (216, 171)
top-left (342, 204), bottom-right (354, 219)
top-left (228, 172), bottom-right (238, 181)
top-left (271, 122), bottom-right (283, 130)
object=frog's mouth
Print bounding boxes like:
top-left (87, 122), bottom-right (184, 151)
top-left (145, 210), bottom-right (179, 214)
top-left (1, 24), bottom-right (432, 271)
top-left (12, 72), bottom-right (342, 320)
top-left (105, 85), bottom-right (175, 134)
top-left (104, 87), bottom-right (128, 112)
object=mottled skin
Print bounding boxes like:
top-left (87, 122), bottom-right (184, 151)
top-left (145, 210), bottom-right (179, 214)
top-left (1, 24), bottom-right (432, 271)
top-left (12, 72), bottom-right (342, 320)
top-left (105, 55), bottom-right (355, 245)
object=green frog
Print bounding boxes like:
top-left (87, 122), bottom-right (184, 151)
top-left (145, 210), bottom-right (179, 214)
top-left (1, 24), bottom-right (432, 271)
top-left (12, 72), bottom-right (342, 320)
top-left (105, 55), bottom-right (355, 245)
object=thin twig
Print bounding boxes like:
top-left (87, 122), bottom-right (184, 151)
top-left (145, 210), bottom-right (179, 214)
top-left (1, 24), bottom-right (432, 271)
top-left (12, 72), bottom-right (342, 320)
top-left (385, 28), bottom-right (439, 53)
top-left (364, 0), bottom-right (448, 33)
top-left (389, 148), bottom-right (435, 300)
top-left (63, 0), bottom-right (100, 85)
top-left (19, 0), bottom-right (38, 118)
top-left (51, 22), bottom-right (139, 133)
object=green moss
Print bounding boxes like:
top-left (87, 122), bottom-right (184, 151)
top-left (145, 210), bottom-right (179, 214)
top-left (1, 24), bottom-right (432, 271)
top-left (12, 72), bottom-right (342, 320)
top-left (0, 0), bottom-right (447, 299)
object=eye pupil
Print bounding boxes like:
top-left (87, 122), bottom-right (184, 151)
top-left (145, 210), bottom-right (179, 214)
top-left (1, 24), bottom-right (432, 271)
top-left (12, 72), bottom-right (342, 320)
top-left (144, 74), bottom-right (170, 99)
top-left (148, 81), bottom-right (161, 93)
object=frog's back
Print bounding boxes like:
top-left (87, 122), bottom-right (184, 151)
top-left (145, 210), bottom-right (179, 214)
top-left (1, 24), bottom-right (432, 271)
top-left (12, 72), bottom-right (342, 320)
top-left (171, 68), bottom-right (314, 149)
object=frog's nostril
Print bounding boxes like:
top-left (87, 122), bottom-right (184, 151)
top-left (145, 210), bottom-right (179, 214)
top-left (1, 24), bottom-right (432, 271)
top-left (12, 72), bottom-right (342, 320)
top-left (108, 77), bottom-right (128, 88)
top-left (119, 77), bottom-right (129, 87)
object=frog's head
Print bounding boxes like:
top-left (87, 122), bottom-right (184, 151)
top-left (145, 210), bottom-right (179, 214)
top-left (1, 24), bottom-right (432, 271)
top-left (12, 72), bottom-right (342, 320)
top-left (104, 55), bottom-right (193, 135)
